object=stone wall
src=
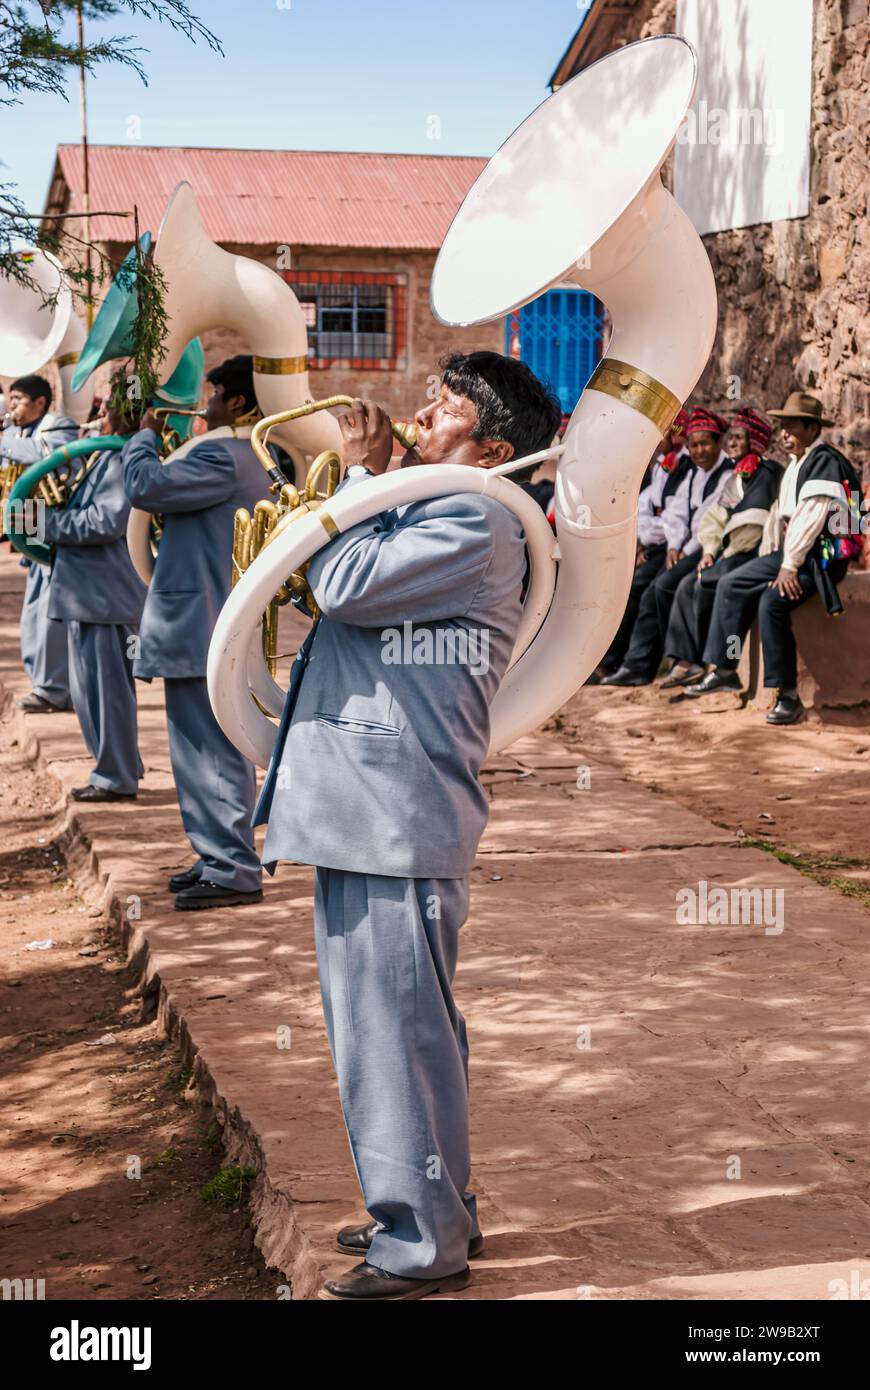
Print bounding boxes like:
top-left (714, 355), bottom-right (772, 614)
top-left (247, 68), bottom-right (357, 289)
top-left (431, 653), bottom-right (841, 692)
top-left (640, 0), bottom-right (869, 475)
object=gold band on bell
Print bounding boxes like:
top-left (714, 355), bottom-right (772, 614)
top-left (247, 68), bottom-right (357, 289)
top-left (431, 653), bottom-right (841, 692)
top-left (56, 351), bottom-right (81, 369)
top-left (253, 354), bottom-right (309, 376)
top-left (318, 509), bottom-right (339, 539)
top-left (587, 358), bottom-right (682, 437)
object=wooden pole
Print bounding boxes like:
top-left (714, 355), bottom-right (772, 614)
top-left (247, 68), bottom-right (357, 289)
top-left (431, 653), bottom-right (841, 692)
top-left (76, 2), bottom-right (94, 328)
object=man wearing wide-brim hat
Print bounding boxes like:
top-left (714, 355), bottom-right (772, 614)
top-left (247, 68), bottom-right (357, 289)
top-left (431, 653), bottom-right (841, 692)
top-left (685, 391), bottom-right (862, 724)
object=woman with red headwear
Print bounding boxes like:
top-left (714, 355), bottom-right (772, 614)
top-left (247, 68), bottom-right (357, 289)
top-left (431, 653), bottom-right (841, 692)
top-left (602, 407), bottom-right (734, 686)
top-left (661, 407), bottom-right (780, 687)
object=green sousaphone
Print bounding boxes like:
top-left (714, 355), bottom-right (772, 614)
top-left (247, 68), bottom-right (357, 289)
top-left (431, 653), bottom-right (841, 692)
top-left (4, 436), bottom-right (129, 566)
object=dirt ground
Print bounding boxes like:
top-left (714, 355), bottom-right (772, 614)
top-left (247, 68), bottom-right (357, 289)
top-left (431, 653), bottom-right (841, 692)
top-left (0, 716), bottom-right (276, 1301)
top-left (552, 681), bottom-right (870, 904)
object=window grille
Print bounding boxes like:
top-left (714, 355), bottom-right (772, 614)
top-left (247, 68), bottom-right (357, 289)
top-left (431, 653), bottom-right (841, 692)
top-left (281, 271), bottom-right (407, 370)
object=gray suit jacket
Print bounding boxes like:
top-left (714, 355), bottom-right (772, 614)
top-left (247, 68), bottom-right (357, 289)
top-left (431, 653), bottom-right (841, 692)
top-left (255, 475), bottom-right (526, 879)
top-left (0, 413), bottom-right (78, 467)
top-left (43, 448), bottom-right (147, 625)
top-left (122, 429), bottom-right (269, 678)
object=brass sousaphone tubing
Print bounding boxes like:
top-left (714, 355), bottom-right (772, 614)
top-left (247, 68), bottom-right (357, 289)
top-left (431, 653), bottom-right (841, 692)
top-left (236, 398), bottom-right (417, 678)
top-left (250, 395), bottom-right (418, 493)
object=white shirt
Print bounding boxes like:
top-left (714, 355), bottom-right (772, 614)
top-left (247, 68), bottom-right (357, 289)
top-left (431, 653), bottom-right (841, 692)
top-left (779, 455), bottom-right (802, 519)
top-left (637, 448), bottom-right (688, 548)
top-left (662, 450), bottom-right (734, 555)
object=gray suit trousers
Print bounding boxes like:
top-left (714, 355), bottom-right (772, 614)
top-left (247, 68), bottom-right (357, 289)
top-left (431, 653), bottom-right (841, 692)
top-left (21, 564), bottom-right (70, 707)
top-left (67, 620), bottom-right (143, 795)
top-left (163, 676), bottom-right (261, 892)
top-left (314, 868), bottom-right (479, 1278)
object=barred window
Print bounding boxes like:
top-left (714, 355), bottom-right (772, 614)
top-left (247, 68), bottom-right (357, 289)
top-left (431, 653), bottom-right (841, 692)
top-left (282, 271), bottom-right (407, 370)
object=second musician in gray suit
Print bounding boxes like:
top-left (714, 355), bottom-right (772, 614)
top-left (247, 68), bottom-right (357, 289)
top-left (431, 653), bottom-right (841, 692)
top-left (123, 355), bottom-right (270, 910)
top-left (256, 352), bottom-right (561, 1300)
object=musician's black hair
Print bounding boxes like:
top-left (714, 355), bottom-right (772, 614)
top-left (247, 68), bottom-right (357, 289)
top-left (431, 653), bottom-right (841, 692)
top-left (207, 354), bottom-right (257, 413)
top-left (439, 351), bottom-right (562, 459)
top-left (10, 374), bottom-right (52, 410)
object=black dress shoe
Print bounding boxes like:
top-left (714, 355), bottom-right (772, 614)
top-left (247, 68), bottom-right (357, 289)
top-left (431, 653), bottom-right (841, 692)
top-left (174, 880), bottom-right (263, 911)
top-left (16, 693), bottom-right (73, 713)
top-left (71, 785), bottom-right (137, 802)
top-left (600, 666), bottom-right (652, 687)
top-left (335, 1219), bottom-right (484, 1260)
top-left (319, 1260), bottom-right (471, 1301)
top-left (683, 669), bottom-right (742, 698)
top-left (767, 693), bottom-right (805, 725)
top-left (660, 662), bottom-right (704, 689)
top-left (168, 865), bottom-right (201, 893)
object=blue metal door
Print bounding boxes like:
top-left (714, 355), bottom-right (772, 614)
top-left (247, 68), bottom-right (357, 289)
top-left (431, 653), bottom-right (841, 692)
top-left (507, 288), bottom-right (603, 415)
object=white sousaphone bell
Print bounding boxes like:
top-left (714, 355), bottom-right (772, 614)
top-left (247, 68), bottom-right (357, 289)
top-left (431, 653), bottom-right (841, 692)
top-left (207, 35), bottom-right (718, 767)
top-left (0, 247), bottom-right (93, 423)
top-left (125, 182), bottom-right (342, 583)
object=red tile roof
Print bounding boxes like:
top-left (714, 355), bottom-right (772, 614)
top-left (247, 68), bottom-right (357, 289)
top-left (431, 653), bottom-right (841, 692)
top-left (50, 145), bottom-right (488, 250)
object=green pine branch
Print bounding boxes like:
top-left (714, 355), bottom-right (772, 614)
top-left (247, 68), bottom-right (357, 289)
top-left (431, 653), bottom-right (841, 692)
top-left (0, 1), bottom-right (220, 103)
top-left (1, 1), bottom-right (220, 408)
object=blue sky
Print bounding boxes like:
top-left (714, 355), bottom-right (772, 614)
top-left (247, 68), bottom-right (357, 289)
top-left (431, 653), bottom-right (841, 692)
top-left (4, 0), bottom-right (590, 214)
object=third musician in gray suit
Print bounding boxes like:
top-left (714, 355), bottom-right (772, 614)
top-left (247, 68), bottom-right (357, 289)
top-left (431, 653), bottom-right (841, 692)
top-left (256, 352), bottom-right (561, 1300)
top-left (41, 385), bottom-right (147, 801)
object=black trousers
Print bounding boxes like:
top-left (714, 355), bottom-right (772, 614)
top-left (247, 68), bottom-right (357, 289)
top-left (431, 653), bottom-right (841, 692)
top-left (665, 551), bottom-right (757, 665)
top-left (702, 550), bottom-right (848, 689)
top-left (623, 550), bottom-right (700, 677)
top-left (602, 543), bottom-right (666, 671)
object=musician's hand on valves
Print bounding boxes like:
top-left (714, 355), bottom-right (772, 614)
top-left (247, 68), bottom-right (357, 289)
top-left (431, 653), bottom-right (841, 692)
top-left (339, 398), bottom-right (393, 475)
top-left (140, 407), bottom-right (163, 436)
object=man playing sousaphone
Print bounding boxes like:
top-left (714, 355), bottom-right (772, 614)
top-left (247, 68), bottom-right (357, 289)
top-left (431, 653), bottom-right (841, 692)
top-left (40, 375), bottom-right (147, 801)
top-left (123, 354), bottom-right (270, 909)
top-left (255, 351), bottom-right (561, 1300)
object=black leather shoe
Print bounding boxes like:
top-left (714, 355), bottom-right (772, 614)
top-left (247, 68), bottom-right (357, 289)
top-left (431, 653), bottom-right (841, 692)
top-left (683, 669), bottom-right (742, 697)
top-left (336, 1219), bottom-right (484, 1260)
top-left (168, 865), bottom-right (201, 893)
top-left (767, 693), bottom-right (805, 725)
top-left (319, 1260), bottom-right (471, 1301)
top-left (600, 666), bottom-right (652, 687)
top-left (174, 880), bottom-right (263, 911)
top-left (660, 662), bottom-right (704, 689)
top-left (17, 693), bottom-right (73, 713)
top-left (71, 785), bottom-right (137, 802)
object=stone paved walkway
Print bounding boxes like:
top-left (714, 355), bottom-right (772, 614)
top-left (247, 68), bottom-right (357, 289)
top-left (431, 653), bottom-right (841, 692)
top-left (2, 550), bottom-right (868, 1300)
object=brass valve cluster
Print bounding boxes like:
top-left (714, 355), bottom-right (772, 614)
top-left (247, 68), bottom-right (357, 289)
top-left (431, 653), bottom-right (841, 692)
top-left (231, 450), bottom-right (341, 675)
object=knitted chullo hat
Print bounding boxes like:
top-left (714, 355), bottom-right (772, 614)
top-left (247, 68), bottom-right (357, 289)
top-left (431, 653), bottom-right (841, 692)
top-left (685, 406), bottom-right (728, 437)
top-left (731, 406), bottom-right (773, 455)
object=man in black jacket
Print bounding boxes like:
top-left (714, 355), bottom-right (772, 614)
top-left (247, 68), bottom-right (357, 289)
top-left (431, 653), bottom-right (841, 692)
top-left (685, 393), bottom-right (861, 724)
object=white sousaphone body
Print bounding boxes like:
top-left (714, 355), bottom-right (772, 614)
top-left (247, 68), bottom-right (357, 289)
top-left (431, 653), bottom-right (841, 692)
top-left (207, 36), bottom-right (718, 767)
top-left (0, 247), bottom-right (91, 423)
top-left (125, 181), bottom-right (341, 583)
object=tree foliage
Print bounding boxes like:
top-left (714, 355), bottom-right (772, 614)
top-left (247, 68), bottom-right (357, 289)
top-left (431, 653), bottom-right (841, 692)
top-left (1, 1), bottom-right (220, 412)
top-left (1, 1), bottom-right (219, 104)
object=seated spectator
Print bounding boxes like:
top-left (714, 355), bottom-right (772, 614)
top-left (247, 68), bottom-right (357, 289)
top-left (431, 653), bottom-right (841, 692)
top-left (601, 407), bottom-right (734, 686)
top-left (661, 407), bottom-right (780, 687)
top-left (684, 392), bottom-right (862, 724)
top-left (593, 408), bottom-right (691, 680)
